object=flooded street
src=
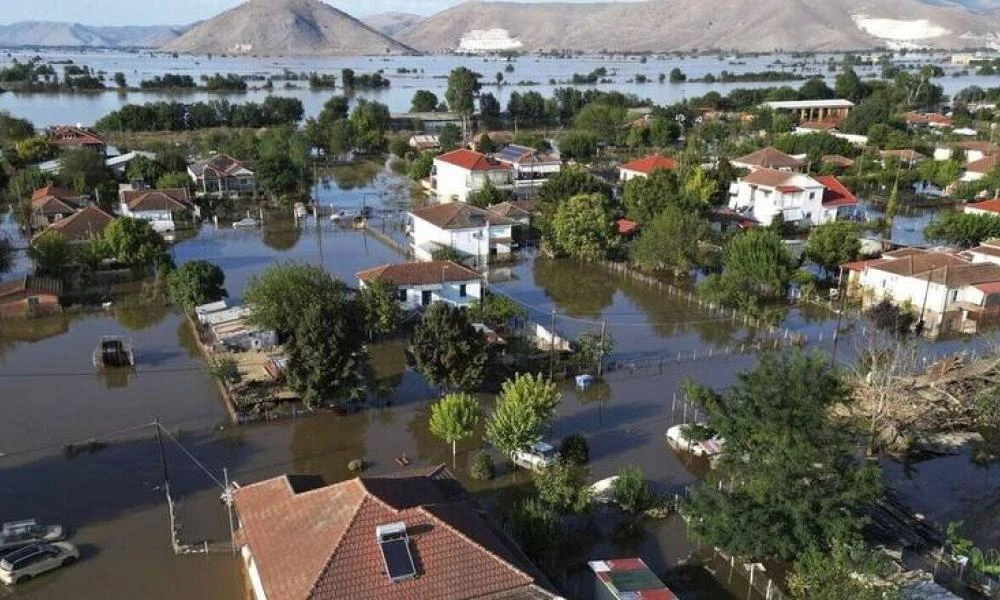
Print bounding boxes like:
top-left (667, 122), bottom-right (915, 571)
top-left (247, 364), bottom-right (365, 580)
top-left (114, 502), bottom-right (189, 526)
top-left (1, 164), bottom-right (998, 599)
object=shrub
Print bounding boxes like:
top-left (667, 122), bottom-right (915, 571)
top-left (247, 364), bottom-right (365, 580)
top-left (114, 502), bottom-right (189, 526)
top-left (347, 458), bottom-right (365, 472)
top-left (559, 434), bottom-right (589, 465)
top-left (612, 465), bottom-right (657, 514)
top-left (469, 451), bottom-right (495, 480)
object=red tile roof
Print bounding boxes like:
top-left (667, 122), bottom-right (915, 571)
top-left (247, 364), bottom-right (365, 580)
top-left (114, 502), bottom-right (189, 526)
top-left (732, 146), bottom-right (804, 170)
top-left (966, 198), bottom-right (1000, 214)
top-left (233, 466), bottom-right (555, 600)
top-left (619, 154), bottom-right (678, 175)
top-left (123, 188), bottom-right (191, 211)
top-left (741, 168), bottom-right (797, 188)
top-left (965, 155), bottom-right (1000, 175)
top-left (903, 112), bottom-right (953, 127)
top-left (31, 185), bottom-right (79, 203)
top-left (617, 218), bottom-right (639, 235)
top-left (975, 281), bottom-right (1000, 294)
top-left (435, 149), bottom-right (511, 171)
top-left (816, 175), bottom-right (858, 207)
top-left (356, 261), bottom-right (482, 286)
top-left (410, 203), bottom-right (516, 230)
top-left (821, 154), bottom-right (855, 168)
top-left (33, 205), bottom-right (113, 242)
top-left (50, 125), bottom-right (104, 148)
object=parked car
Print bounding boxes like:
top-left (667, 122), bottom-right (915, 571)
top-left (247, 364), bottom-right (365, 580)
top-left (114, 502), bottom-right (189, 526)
top-left (0, 520), bottom-right (64, 552)
top-left (512, 441), bottom-right (557, 471)
top-left (665, 424), bottom-right (724, 458)
top-left (232, 218), bottom-right (260, 230)
top-left (0, 542), bottom-right (78, 585)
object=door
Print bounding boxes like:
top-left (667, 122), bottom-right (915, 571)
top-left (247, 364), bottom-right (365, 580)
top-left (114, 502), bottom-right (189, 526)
top-left (421, 291), bottom-right (432, 306)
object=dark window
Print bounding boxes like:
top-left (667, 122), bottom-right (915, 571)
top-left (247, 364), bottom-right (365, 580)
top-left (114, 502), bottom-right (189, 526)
top-left (397, 289), bottom-right (407, 302)
top-left (421, 291), bottom-right (432, 306)
top-left (459, 284), bottom-right (467, 298)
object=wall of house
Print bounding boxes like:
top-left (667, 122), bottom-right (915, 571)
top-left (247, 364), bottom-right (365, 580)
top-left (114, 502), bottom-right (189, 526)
top-left (968, 249), bottom-right (1000, 266)
top-left (398, 280), bottom-right (482, 309)
top-left (122, 206), bottom-right (176, 232)
top-left (857, 268), bottom-right (952, 331)
top-left (619, 168), bottom-right (646, 182)
top-left (411, 218), bottom-right (513, 261)
top-left (729, 183), bottom-right (829, 226)
top-left (434, 161), bottom-right (471, 203)
top-left (240, 546), bottom-right (269, 600)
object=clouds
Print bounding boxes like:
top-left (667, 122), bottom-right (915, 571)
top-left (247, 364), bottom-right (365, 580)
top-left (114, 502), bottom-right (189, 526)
top-left (1, 0), bottom-right (637, 25)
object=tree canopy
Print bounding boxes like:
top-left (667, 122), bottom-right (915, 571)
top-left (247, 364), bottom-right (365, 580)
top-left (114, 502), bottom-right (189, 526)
top-left (631, 204), bottom-right (709, 275)
top-left (411, 302), bottom-right (488, 391)
top-left (285, 301), bottom-right (363, 408)
top-left (924, 211), bottom-right (1000, 248)
top-left (168, 260), bottom-right (227, 312)
top-left (103, 218), bottom-right (169, 267)
top-left (244, 262), bottom-right (350, 336)
top-left (358, 277), bottom-right (403, 340)
top-left (428, 393), bottom-right (481, 464)
top-left (549, 193), bottom-right (620, 261)
top-left (805, 221), bottom-right (861, 276)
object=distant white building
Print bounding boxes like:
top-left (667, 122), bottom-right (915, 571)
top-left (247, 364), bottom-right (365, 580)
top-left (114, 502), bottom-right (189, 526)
top-left (761, 99), bottom-right (854, 121)
top-left (432, 149), bottom-right (514, 204)
top-left (356, 260), bottom-right (483, 310)
top-left (728, 169), bottom-right (857, 227)
top-left (617, 154), bottom-right (678, 182)
top-left (933, 141), bottom-right (999, 163)
top-left (408, 203), bottom-right (516, 263)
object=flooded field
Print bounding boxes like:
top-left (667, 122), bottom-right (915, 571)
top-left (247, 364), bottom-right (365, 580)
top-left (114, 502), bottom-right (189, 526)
top-left (1, 165), bottom-right (997, 599)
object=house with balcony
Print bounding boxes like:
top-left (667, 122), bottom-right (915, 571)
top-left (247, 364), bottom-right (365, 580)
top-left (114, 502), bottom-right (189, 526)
top-left (409, 203), bottom-right (516, 264)
top-left (617, 154), bottom-right (678, 182)
top-left (188, 154), bottom-right (255, 198)
top-left (431, 149), bottom-right (513, 204)
top-left (495, 144), bottom-right (562, 190)
top-left (844, 248), bottom-right (1000, 337)
top-left (728, 169), bottom-right (857, 227)
top-left (118, 185), bottom-right (197, 233)
top-left (356, 260), bottom-right (483, 310)
top-left (761, 99), bottom-right (854, 122)
top-left (231, 465), bottom-right (557, 600)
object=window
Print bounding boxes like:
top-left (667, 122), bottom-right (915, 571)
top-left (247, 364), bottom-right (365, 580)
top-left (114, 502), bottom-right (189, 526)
top-left (809, 192), bottom-right (816, 200)
top-left (459, 284), bottom-right (467, 298)
top-left (950, 289), bottom-right (959, 302)
top-left (397, 289), bottom-right (407, 302)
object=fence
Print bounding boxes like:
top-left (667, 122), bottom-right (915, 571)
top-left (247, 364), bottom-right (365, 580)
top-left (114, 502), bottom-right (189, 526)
top-left (164, 483), bottom-right (232, 555)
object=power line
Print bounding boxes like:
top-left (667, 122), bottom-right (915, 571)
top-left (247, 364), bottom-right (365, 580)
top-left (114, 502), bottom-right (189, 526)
top-left (0, 421), bottom-right (156, 461)
top-left (157, 424), bottom-right (225, 491)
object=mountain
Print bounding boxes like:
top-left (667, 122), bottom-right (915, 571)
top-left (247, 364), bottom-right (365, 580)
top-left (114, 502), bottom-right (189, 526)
top-left (396, 0), bottom-right (1000, 53)
top-left (0, 21), bottom-right (185, 48)
top-left (163, 0), bottom-right (416, 56)
top-left (362, 12), bottom-right (424, 38)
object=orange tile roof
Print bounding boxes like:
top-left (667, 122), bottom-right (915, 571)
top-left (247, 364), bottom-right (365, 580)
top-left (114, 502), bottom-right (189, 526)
top-left (233, 466), bottom-right (555, 600)
top-left (732, 146), bottom-right (804, 170)
top-left (965, 155), bottom-right (1000, 175)
top-left (31, 185), bottom-right (79, 202)
top-left (966, 198), bottom-right (1000, 214)
top-left (33, 205), bottom-right (113, 242)
top-left (50, 125), bottom-right (104, 148)
top-left (356, 261), bottom-right (482, 286)
top-left (410, 203), bottom-right (516, 230)
top-left (816, 175), bottom-right (858, 207)
top-left (740, 168), bottom-right (797, 187)
top-left (617, 218), bottom-right (640, 235)
top-left (123, 189), bottom-right (191, 211)
top-left (619, 154), bottom-right (678, 174)
top-left (435, 149), bottom-right (510, 171)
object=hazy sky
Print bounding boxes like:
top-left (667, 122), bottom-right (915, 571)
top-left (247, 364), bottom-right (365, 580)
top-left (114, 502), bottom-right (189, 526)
top-left (2, 0), bottom-right (638, 26)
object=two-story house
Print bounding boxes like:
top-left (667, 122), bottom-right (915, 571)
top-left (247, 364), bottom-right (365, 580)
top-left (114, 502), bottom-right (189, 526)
top-left (495, 144), bottom-right (562, 190)
top-left (730, 146), bottom-right (806, 172)
top-left (409, 203), bottom-right (516, 264)
top-left (188, 154), bottom-right (255, 198)
top-left (356, 260), bottom-right (483, 310)
top-left (432, 149), bottom-right (513, 204)
top-left (49, 125), bottom-right (106, 157)
top-left (728, 168), bottom-right (857, 226)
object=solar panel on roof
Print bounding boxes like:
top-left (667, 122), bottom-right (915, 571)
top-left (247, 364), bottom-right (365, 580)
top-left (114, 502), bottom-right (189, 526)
top-left (377, 522), bottom-right (417, 582)
top-left (498, 146), bottom-right (530, 162)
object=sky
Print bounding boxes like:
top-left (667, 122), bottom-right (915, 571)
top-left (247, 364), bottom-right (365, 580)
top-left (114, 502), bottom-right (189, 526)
top-left (1, 0), bottom-right (640, 26)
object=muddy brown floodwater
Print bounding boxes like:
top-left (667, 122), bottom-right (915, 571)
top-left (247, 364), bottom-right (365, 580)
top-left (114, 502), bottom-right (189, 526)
top-left (1, 188), bottom-right (996, 599)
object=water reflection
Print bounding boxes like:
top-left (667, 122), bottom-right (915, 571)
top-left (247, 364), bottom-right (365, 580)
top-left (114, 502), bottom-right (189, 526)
top-left (533, 258), bottom-right (616, 319)
top-left (115, 304), bottom-right (171, 331)
top-left (260, 218), bottom-right (303, 252)
top-left (325, 159), bottom-right (385, 192)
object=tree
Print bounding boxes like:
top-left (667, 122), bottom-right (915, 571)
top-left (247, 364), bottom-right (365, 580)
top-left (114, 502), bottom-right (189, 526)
top-left (478, 92), bottom-right (502, 127)
top-left (340, 68), bottom-right (356, 90)
top-left (103, 218), bottom-right (168, 267)
top-left (408, 151), bottom-right (435, 180)
top-left (468, 293), bottom-right (527, 328)
top-left (156, 172), bottom-right (190, 190)
top-left (572, 331), bottom-right (615, 374)
top-left (789, 542), bottom-right (900, 600)
top-left (699, 228), bottom-right (794, 312)
top-left (244, 262), bottom-right (350, 336)
top-left (349, 99), bottom-right (390, 154)
top-left (428, 393), bottom-right (481, 464)
top-left (412, 302), bottom-right (488, 391)
top-left (59, 148), bottom-right (113, 194)
top-left (27, 231), bottom-right (72, 279)
top-left (486, 390), bottom-right (543, 456)
top-left (6, 168), bottom-right (50, 204)
top-left (499, 373), bottom-right (561, 424)
top-left (438, 123), bottom-right (461, 150)
top-left (168, 260), bottom-right (227, 311)
top-left (506, 497), bottom-right (564, 563)
top-left (834, 67), bottom-right (869, 104)
top-left (445, 67), bottom-right (481, 122)
top-left (410, 90), bottom-right (439, 113)
top-left (805, 221), bottom-right (861, 277)
top-left (682, 352), bottom-right (882, 561)
top-left (573, 103), bottom-right (626, 143)
top-left (257, 152), bottom-right (303, 199)
top-left (285, 301), bottom-right (363, 408)
top-left (125, 155), bottom-right (164, 184)
top-left (14, 137), bottom-right (57, 164)
top-left (0, 239), bottom-right (12, 281)
top-left (884, 180), bottom-right (899, 224)
top-left (467, 177), bottom-right (511, 208)
top-left (328, 118), bottom-right (354, 157)
top-left (477, 133), bottom-right (497, 154)
top-left (924, 211), bottom-right (1000, 248)
top-left (535, 167), bottom-right (613, 234)
top-left (864, 300), bottom-right (917, 338)
top-left (798, 77), bottom-right (835, 100)
top-left (631, 204), bottom-right (709, 275)
top-left (113, 72), bottom-right (127, 88)
top-left (535, 460), bottom-right (591, 514)
top-left (612, 465), bottom-right (657, 514)
top-left (622, 168), bottom-right (684, 225)
top-left (550, 193), bottom-right (620, 261)
top-left (556, 130), bottom-right (600, 161)
top-left (668, 67), bottom-right (687, 83)
top-left (359, 277), bottom-right (403, 340)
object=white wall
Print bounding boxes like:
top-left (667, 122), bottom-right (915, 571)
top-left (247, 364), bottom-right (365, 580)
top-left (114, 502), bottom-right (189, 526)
top-left (619, 168), bottom-right (647, 182)
top-left (858, 267), bottom-right (951, 325)
top-left (433, 161), bottom-right (513, 203)
top-left (411, 217), bottom-right (513, 261)
top-left (729, 181), bottom-right (830, 226)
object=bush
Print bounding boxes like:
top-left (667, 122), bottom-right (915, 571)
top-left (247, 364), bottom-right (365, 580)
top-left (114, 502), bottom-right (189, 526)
top-left (347, 458), bottom-right (365, 472)
top-left (612, 465), bottom-right (657, 514)
top-left (559, 434), bottom-right (589, 465)
top-left (469, 451), bottom-right (495, 480)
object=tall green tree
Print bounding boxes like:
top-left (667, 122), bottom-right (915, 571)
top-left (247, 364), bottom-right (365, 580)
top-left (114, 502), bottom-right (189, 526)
top-left (285, 301), bottom-right (363, 408)
top-left (445, 67), bottom-right (481, 122)
top-left (103, 218), bottom-right (168, 267)
top-left (924, 210), bottom-right (1000, 248)
top-left (410, 90), bottom-right (439, 113)
top-left (27, 231), bottom-right (72, 279)
top-left (167, 260), bottom-right (227, 311)
top-left (467, 177), bottom-right (512, 208)
top-left (349, 99), bottom-right (390, 154)
top-left (699, 228), bottom-right (794, 312)
top-left (805, 221), bottom-right (861, 277)
top-left (622, 168), bottom-right (685, 224)
top-left (499, 373), bottom-right (561, 424)
top-left (244, 262), bottom-right (350, 336)
top-left (59, 148), bottom-right (113, 195)
top-left (428, 393), bottom-right (481, 465)
top-left (412, 302), bottom-right (488, 391)
top-left (682, 352), bottom-right (882, 561)
top-left (573, 103), bottom-right (626, 143)
top-left (549, 193), bottom-right (620, 261)
top-left (486, 390), bottom-right (544, 456)
top-left (359, 277), bottom-right (403, 340)
top-left (535, 168), bottom-right (612, 235)
top-left (631, 204), bottom-right (709, 275)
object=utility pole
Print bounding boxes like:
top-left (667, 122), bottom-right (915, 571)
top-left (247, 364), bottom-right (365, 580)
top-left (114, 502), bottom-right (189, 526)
top-left (597, 319), bottom-right (607, 380)
top-left (224, 467), bottom-right (236, 553)
top-left (548, 308), bottom-right (557, 380)
top-left (154, 418), bottom-right (169, 489)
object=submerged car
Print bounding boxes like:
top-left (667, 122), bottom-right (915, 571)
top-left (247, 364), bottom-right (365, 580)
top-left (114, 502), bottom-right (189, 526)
top-left (512, 441), bottom-right (558, 471)
top-left (0, 521), bottom-right (64, 552)
top-left (0, 542), bottom-right (78, 585)
top-left (231, 218), bottom-right (260, 230)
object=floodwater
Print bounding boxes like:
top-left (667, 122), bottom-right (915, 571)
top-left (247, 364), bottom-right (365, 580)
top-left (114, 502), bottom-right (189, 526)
top-left (1, 163), bottom-right (997, 599)
top-left (3, 50), bottom-right (1000, 126)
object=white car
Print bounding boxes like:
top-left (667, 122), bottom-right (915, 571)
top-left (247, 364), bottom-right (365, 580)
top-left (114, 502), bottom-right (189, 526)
top-left (231, 218), bottom-right (260, 230)
top-left (512, 441), bottom-right (558, 471)
top-left (665, 424), bottom-right (724, 458)
top-left (0, 542), bottom-right (78, 585)
top-left (0, 520), bottom-right (64, 552)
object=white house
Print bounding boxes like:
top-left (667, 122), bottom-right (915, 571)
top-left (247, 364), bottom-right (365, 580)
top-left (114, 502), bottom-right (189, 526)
top-left (933, 141), bottom-right (999, 163)
top-left (431, 149), bottom-right (513, 204)
top-left (728, 169), bottom-right (857, 227)
top-left (761, 99), bottom-right (854, 121)
top-left (966, 239), bottom-right (1000, 265)
top-left (118, 186), bottom-right (196, 233)
top-left (618, 154), bottom-right (678, 182)
top-left (960, 155), bottom-right (999, 183)
top-left (845, 248), bottom-right (1000, 336)
top-left (409, 203), bottom-right (516, 264)
top-left (188, 154), bottom-right (255, 198)
top-left (356, 260), bottom-right (483, 310)
top-left (495, 144), bottom-right (562, 188)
